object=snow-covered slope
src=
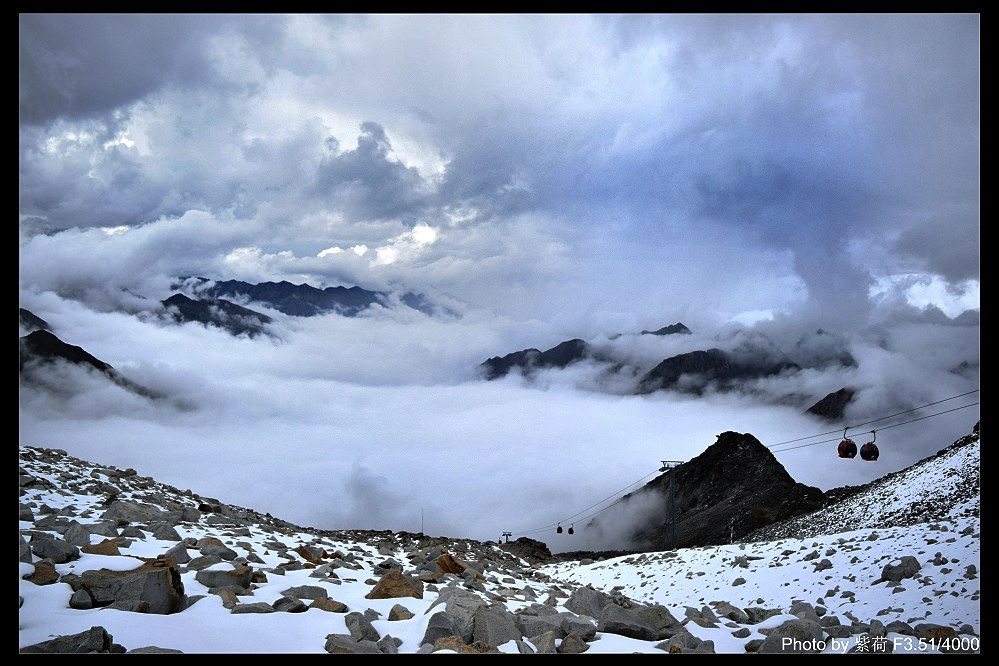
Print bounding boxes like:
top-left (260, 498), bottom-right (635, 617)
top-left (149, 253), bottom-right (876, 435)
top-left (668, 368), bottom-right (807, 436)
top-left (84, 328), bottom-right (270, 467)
top-left (750, 424), bottom-right (980, 542)
top-left (19, 439), bottom-right (980, 654)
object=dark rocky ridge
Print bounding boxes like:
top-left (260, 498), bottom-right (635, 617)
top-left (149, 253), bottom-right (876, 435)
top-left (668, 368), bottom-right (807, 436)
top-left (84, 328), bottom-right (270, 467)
top-left (640, 323), bottom-right (692, 336)
top-left (636, 349), bottom-right (799, 394)
top-left (19, 329), bottom-right (158, 400)
top-left (19, 308), bottom-right (51, 332)
top-left (480, 339), bottom-right (590, 380)
top-left (179, 277), bottom-right (433, 318)
top-left (619, 431), bottom-right (826, 550)
top-left (161, 293), bottom-right (272, 337)
top-left (806, 387), bottom-right (856, 421)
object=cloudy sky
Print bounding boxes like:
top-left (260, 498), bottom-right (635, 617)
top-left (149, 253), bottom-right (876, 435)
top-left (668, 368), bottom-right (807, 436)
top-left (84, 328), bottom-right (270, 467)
top-left (19, 14), bottom-right (979, 548)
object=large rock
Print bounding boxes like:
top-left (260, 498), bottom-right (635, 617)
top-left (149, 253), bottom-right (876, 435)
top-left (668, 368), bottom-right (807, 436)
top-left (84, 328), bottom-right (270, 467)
top-left (71, 559), bottom-right (184, 614)
top-left (528, 631), bottom-right (558, 654)
top-left (637, 604), bottom-right (683, 639)
top-left (429, 588), bottom-right (488, 643)
top-left (80, 539), bottom-right (121, 557)
top-left (389, 604), bottom-right (414, 621)
top-left (558, 633), bottom-right (590, 654)
top-left (324, 634), bottom-right (381, 654)
top-left (272, 596), bottom-right (308, 613)
top-left (437, 553), bottom-right (466, 574)
top-left (564, 586), bottom-right (613, 619)
top-left (880, 556), bottom-right (922, 582)
top-left (517, 614), bottom-right (565, 640)
top-left (195, 565), bottom-right (253, 590)
top-left (63, 522), bottom-right (92, 547)
top-left (231, 602), bottom-right (276, 614)
top-left (281, 585), bottom-right (329, 600)
top-left (310, 598), bottom-right (349, 613)
top-left (102, 501), bottom-right (166, 526)
top-left (345, 612), bottom-right (381, 642)
top-left (31, 538), bottom-right (80, 564)
top-left (365, 569), bottom-right (423, 600)
top-left (757, 619), bottom-right (824, 653)
top-left (597, 603), bottom-right (659, 641)
top-left (472, 605), bottom-right (522, 647)
top-left (20, 626), bottom-right (121, 653)
top-left (421, 611), bottom-right (460, 646)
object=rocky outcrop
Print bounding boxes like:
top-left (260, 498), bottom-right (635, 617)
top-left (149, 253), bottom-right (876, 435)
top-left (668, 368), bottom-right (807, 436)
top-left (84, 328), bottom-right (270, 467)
top-left (365, 569), bottom-right (423, 599)
top-left (178, 277), bottom-right (432, 318)
top-left (161, 293), bottom-right (272, 337)
top-left (19, 330), bottom-right (158, 399)
top-left (20, 626), bottom-right (124, 653)
top-left (19, 308), bottom-right (50, 333)
top-left (637, 348), bottom-right (798, 394)
top-left (622, 431), bottom-right (826, 549)
top-left (807, 387), bottom-right (856, 421)
top-left (480, 339), bottom-right (590, 380)
top-left (640, 323), bottom-right (692, 336)
top-left (65, 558), bottom-right (185, 614)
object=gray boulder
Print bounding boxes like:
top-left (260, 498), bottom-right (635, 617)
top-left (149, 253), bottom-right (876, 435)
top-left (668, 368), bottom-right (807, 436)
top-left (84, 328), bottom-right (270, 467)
top-left (558, 632), bottom-right (590, 654)
top-left (564, 586), bottom-right (613, 619)
top-left (31, 538), bottom-right (80, 564)
top-left (324, 634), bottom-right (381, 654)
top-left (757, 619), bottom-right (824, 653)
top-left (517, 613), bottom-right (565, 640)
top-left (164, 542), bottom-right (191, 564)
top-left (63, 522), bottom-right (92, 547)
top-left (195, 565), bottom-right (253, 590)
top-left (745, 606), bottom-right (783, 624)
top-left (346, 611), bottom-right (381, 642)
top-left (712, 601), bottom-right (749, 623)
top-left (421, 611), bottom-right (459, 646)
top-left (472, 605), bottom-right (521, 647)
top-left (72, 560), bottom-right (184, 614)
top-left (272, 596), bottom-right (308, 613)
top-left (637, 604), bottom-right (683, 639)
top-left (428, 588), bottom-right (487, 643)
top-left (529, 631), bottom-right (558, 654)
top-left (597, 603), bottom-right (658, 641)
top-left (389, 603), bottom-right (414, 621)
top-left (881, 556), bottom-right (921, 582)
top-left (281, 584), bottom-right (329, 600)
top-left (231, 602), bottom-right (276, 614)
top-left (20, 626), bottom-right (121, 653)
top-left (186, 554), bottom-right (222, 571)
top-left (560, 613), bottom-right (597, 641)
top-left (150, 523), bottom-right (182, 542)
top-left (102, 500), bottom-right (165, 525)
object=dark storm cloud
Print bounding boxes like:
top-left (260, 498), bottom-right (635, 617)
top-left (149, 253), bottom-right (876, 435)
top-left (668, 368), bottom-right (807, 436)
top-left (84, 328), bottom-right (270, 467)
top-left (314, 122), bottom-right (431, 222)
top-left (19, 14), bottom-right (285, 124)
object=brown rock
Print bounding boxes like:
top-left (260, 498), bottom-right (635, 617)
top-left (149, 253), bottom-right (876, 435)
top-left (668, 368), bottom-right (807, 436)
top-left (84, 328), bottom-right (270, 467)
top-left (26, 561), bottom-right (60, 586)
top-left (365, 569), bottom-right (423, 600)
top-left (82, 540), bottom-right (122, 556)
top-left (310, 598), bottom-right (349, 613)
top-left (437, 553), bottom-right (466, 574)
top-left (295, 545), bottom-right (326, 564)
top-left (432, 636), bottom-right (478, 654)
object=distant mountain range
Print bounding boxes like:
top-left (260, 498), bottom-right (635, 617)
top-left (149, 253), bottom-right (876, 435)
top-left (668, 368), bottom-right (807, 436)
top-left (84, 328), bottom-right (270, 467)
top-left (175, 277), bottom-right (437, 318)
top-left (480, 323), bottom-right (854, 415)
top-left (160, 294), bottom-right (272, 337)
top-left (18, 326), bottom-right (158, 400)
